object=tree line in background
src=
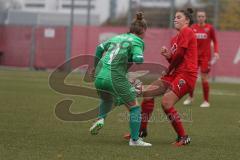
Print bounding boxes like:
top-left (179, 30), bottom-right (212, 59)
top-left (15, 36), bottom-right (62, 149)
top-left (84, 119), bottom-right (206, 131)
top-left (0, 0), bottom-right (239, 30)
top-left (106, 0), bottom-right (240, 31)
top-left (219, 0), bottom-right (240, 30)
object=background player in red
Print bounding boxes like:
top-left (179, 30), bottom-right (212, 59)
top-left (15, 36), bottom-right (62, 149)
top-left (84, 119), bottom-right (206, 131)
top-left (183, 10), bottom-right (220, 107)
top-left (126, 8), bottom-right (198, 146)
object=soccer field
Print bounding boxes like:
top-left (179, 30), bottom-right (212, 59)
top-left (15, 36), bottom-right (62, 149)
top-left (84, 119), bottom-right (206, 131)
top-left (0, 69), bottom-right (240, 160)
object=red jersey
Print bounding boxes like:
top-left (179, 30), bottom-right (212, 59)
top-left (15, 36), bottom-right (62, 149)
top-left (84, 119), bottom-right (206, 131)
top-left (191, 23), bottom-right (219, 59)
top-left (169, 27), bottom-right (198, 78)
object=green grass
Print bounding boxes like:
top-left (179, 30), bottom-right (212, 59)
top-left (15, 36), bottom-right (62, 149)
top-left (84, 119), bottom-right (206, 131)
top-left (0, 69), bottom-right (240, 160)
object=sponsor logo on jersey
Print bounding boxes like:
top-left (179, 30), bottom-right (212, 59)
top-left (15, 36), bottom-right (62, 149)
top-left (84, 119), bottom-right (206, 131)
top-left (171, 43), bottom-right (177, 55)
top-left (195, 33), bottom-right (208, 39)
top-left (177, 79), bottom-right (186, 90)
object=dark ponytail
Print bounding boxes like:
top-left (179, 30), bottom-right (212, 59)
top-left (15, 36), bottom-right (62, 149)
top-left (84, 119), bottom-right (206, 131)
top-left (178, 8), bottom-right (194, 26)
top-left (129, 12), bottom-right (148, 35)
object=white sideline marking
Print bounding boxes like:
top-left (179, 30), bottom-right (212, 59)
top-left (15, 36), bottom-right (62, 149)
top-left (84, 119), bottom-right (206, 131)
top-left (196, 89), bottom-right (239, 97)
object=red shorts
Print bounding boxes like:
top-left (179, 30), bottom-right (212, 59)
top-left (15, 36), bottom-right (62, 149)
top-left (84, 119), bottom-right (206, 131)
top-left (198, 58), bottom-right (211, 73)
top-left (161, 73), bottom-right (197, 98)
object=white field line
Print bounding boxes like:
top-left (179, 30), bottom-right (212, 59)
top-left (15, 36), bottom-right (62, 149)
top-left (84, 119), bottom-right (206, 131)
top-left (1, 75), bottom-right (239, 97)
top-left (195, 89), bottom-right (240, 97)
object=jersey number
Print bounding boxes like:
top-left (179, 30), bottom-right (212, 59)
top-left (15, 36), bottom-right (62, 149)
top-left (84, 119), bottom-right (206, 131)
top-left (108, 45), bottom-right (120, 64)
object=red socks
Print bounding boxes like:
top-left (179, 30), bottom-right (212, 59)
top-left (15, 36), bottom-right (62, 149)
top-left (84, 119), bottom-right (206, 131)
top-left (189, 90), bottom-right (194, 98)
top-left (141, 99), bottom-right (187, 137)
top-left (164, 107), bottom-right (186, 137)
top-left (140, 99), bottom-right (155, 130)
top-left (202, 81), bottom-right (209, 102)
top-left (189, 81), bottom-right (209, 102)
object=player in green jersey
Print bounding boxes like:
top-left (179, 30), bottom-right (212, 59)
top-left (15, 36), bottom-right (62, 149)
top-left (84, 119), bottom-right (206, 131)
top-left (89, 12), bottom-right (152, 147)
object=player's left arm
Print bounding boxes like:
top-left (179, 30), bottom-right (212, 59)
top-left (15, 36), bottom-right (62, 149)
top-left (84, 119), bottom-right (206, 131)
top-left (131, 45), bottom-right (144, 64)
top-left (128, 44), bottom-right (144, 95)
top-left (210, 26), bottom-right (220, 59)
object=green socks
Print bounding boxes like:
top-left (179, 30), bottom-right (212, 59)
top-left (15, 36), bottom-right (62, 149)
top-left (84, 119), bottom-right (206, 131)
top-left (98, 102), bottom-right (141, 141)
top-left (129, 106), bottom-right (141, 141)
top-left (98, 100), bottom-right (113, 119)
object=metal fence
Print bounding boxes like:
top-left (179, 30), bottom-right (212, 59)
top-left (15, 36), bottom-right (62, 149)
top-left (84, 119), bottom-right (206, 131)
top-left (126, 0), bottom-right (235, 30)
top-left (0, 0), bottom-right (240, 80)
top-left (0, 0), bottom-right (239, 30)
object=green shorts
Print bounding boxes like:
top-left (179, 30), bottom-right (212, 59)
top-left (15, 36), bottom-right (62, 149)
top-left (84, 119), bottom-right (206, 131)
top-left (94, 77), bottom-right (136, 106)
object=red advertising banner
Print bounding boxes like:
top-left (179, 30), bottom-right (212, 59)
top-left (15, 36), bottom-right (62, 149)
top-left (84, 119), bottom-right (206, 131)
top-left (0, 25), bottom-right (239, 78)
top-left (34, 27), bottom-right (66, 69)
top-left (0, 26), bottom-right (32, 67)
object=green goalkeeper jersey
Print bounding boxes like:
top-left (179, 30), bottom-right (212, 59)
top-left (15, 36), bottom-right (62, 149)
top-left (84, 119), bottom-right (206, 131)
top-left (95, 33), bottom-right (145, 80)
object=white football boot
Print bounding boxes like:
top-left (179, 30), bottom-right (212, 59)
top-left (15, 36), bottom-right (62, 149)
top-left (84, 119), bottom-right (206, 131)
top-left (90, 118), bottom-right (104, 135)
top-left (183, 97), bottom-right (193, 105)
top-left (200, 101), bottom-right (210, 108)
top-left (129, 138), bottom-right (152, 147)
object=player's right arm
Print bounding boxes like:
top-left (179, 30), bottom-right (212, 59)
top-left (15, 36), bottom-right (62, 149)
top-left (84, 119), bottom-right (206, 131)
top-left (94, 40), bottom-right (111, 68)
top-left (161, 38), bottom-right (175, 63)
top-left (161, 46), bottom-right (171, 60)
top-left (131, 42), bottom-right (144, 64)
top-left (210, 25), bottom-right (219, 54)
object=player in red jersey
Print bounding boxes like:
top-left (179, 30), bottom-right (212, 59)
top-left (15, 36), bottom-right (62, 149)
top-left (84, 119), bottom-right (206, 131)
top-left (125, 8), bottom-right (197, 146)
top-left (183, 10), bottom-right (220, 107)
